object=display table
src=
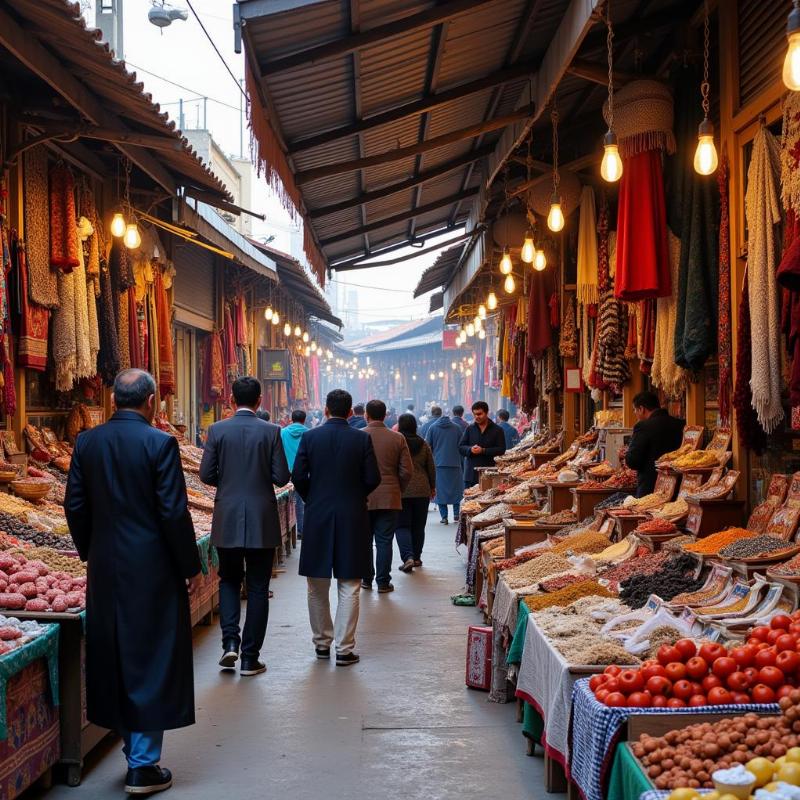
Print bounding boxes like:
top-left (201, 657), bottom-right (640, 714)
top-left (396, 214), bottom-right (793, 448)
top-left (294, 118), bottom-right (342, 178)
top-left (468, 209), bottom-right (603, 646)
top-left (547, 481), bottom-right (580, 514)
top-left (572, 486), bottom-right (623, 520)
top-left (503, 519), bottom-right (548, 558)
top-left (0, 625), bottom-right (60, 799)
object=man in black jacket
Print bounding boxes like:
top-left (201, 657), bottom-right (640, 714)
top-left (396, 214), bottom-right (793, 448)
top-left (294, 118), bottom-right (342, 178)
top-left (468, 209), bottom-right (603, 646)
top-left (458, 401), bottom-right (506, 488)
top-left (200, 376), bottom-right (291, 677)
top-left (624, 391), bottom-right (685, 497)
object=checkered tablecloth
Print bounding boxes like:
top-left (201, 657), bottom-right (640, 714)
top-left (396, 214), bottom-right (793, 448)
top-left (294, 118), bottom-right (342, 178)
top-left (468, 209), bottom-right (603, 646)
top-left (570, 679), bottom-right (778, 800)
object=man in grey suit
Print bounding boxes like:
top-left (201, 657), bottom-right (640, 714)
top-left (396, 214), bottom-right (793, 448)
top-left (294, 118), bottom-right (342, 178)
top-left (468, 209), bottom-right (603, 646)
top-left (200, 376), bottom-right (290, 676)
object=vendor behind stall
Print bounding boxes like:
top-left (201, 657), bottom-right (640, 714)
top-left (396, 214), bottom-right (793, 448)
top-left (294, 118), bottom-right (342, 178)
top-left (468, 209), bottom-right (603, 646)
top-left (624, 391), bottom-right (684, 497)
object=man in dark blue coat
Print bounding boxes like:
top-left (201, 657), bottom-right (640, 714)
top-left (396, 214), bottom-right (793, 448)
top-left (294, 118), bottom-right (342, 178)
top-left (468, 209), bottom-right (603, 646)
top-left (458, 401), bottom-right (507, 487)
top-left (291, 389), bottom-right (380, 665)
top-left (200, 376), bottom-right (290, 676)
top-left (65, 369), bottom-right (202, 796)
top-left (348, 403), bottom-right (367, 429)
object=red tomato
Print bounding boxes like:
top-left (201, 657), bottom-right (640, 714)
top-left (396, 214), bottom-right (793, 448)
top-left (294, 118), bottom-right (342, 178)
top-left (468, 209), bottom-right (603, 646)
top-left (657, 645), bottom-right (682, 667)
top-left (776, 634), bottom-right (798, 652)
top-left (730, 645), bottom-right (756, 668)
top-left (750, 626), bottom-right (771, 642)
top-left (754, 642), bottom-right (771, 652)
top-left (759, 666), bottom-right (785, 688)
top-left (618, 670), bottom-right (644, 694)
top-left (590, 674), bottom-right (609, 692)
top-left (672, 679), bottom-right (694, 700)
top-left (744, 666), bottom-right (760, 684)
top-left (674, 639), bottom-right (697, 661)
top-left (685, 656), bottom-right (709, 680)
top-left (726, 671), bottom-right (751, 692)
top-left (646, 676), bottom-right (672, 696)
top-left (755, 648), bottom-right (778, 669)
top-left (702, 674), bottom-right (723, 692)
top-left (688, 694), bottom-right (707, 707)
top-left (699, 642), bottom-right (726, 663)
top-left (628, 691), bottom-right (652, 708)
top-left (666, 697), bottom-right (686, 708)
top-left (747, 637), bottom-right (764, 647)
top-left (777, 650), bottom-right (800, 675)
top-left (751, 684), bottom-right (776, 703)
top-left (707, 686), bottom-right (733, 705)
top-left (690, 681), bottom-right (704, 696)
top-left (771, 614), bottom-right (793, 630)
top-left (712, 656), bottom-right (738, 679)
top-left (595, 688), bottom-right (610, 704)
top-left (604, 692), bottom-right (627, 707)
top-left (602, 677), bottom-right (620, 693)
top-left (651, 694), bottom-right (668, 708)
top-left (604, 665), bottom-right (622, 676)
top-left (767, 629), bottom-right (784, 645)
top-left (777, 684), bottom-right (795, 700)
top-left (640, 663), bottom-right (667, 682)
top-left (731, 692), bottom-right (751, 704)
top-left (665, 662), bottom-right (687, 682)
top-left (789, 622), bottom-right (800, 635)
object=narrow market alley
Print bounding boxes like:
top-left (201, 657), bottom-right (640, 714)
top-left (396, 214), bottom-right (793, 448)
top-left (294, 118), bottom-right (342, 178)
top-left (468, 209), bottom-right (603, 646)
top-left (31, 510), bottom-right (550, 800)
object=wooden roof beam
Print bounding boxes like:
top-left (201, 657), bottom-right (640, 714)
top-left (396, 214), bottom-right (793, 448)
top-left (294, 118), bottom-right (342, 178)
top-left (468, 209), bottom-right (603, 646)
top-left (566, 58), bottom-right (637, 86)
top-left (258, 0), bottom-right (497, 76)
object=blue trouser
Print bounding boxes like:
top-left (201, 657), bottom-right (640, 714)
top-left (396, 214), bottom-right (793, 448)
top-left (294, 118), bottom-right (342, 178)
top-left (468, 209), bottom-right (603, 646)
top-left (366, 510), bottom-right (398, 587)
top-left (121, 730), bottom-right (164, 769)
top-left (396, 497), bottom-right (429, 561)
top-left (294, 492), bottom-right (305, 535)
top-left (437, 502), bottom-right (460, 521)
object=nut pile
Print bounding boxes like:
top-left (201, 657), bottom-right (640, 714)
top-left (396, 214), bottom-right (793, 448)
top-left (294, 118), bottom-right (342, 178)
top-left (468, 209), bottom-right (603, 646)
top-left (719, 534), bottom-right (791, 559)
top-left (503, 553), bottom-right (572, 589)
top-left (537, 509), bottom-right (579, 525)
top-left (0, 513), bottom-right (75, 551)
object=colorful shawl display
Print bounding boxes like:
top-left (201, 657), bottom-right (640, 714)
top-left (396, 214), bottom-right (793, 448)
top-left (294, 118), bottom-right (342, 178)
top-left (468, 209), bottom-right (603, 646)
top-left (576, 186), bottom-right (599, 305)
top-left (527, 269), bottom-right (554, 359)
top-left (48, 166), bottom-right (79, 273)
top-left (718, 156), bottom-right (732, 425)
top-left (202, 331), bottom-right (225, 405)
top-left (559, 295), bottom-right (577, 358)
top-left (23, 148), bottom-right (59, 308)
top-left (154, 267), bottom-right (175, 397)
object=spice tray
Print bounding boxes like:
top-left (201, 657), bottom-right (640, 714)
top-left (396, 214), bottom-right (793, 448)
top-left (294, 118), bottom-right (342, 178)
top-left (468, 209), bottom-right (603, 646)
top-left (731, 544), bottom-right (800, 564)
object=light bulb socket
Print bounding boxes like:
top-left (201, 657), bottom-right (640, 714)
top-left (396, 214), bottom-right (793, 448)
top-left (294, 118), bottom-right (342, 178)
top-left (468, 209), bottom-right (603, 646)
top-left (549, 191), bottom-right (561, 206)
top-left (698, 117), bottom-right (714, 137)
top-left (603, 129), bottom-right (618, 148)
top-left (789, 2), bottom-right (800, 36)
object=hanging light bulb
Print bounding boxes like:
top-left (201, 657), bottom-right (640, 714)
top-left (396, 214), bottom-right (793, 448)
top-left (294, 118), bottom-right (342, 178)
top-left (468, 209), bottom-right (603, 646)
top-left (438, 371), bottom-right (444, 378)
top-left (499, 246), bottom-right (513, 275)
top-left (467, 322), bottom-right (475, 337)
top-left (310, 341), bottom-right (318, 352)
top-left (124, 222), bottom-right (141, 249)
top-left (521, 232), bottom-right (535, 264)
top-left (395, 371), bottom-right (401, 380)
top-left (272, 311), bottom-right (280, 326)
top-left (302, 331), bottom-right (309, 343)
top-left (693, 3), bottom-right (718, 175)
top-left (110, 211), bottom-right (126, 238)
top-left (451, 361), bottom-right (457, 370)
top-left (429, 372), bottom-right (436, 381)
top-left (547, 195), bottom-right (565, 232)
top-left (600, 5), bottom-right (623, 183)
top-left (474, 316), bottom-right (482, 332)
top-left (504, 273), bottom-right (515, 294)
top-left (294, 324), bottom-right (301, 337)
top-left (283, 322), bottom-right (291, 336)
top-left (784, 0), bottom-right (800, 91)
top-left (265, 306), bottom-right (274, 321)
top-left (478, 304), bottom-right (487, 320)
top-left (487, 291), bottom-right (498, 311)
top-left (547, 107), bottom-right (565, 232)
top-left (534, 247), bottom-right (547, 272)
top-left (412, 374), bottom-right (417, 381)
top-left (478, 329), bottom-right (486, 340)
top-left (304, 346), bottom-right (311, 357)
top-left (468, 356), bottom-right (475, 366)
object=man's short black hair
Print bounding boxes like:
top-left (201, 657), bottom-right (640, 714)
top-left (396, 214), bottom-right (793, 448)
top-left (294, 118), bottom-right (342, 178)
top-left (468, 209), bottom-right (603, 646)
top-left (472, 401), bottom-right (489, 413)
top-left (114, 368), bottom-right (156, 409)
top-left (398, 413), bottom-right (417, 435)
top-left (291, 409), bottom-right (307, 424)
top-left (256, 410), bottom-right (270, 422)
top-left (632, 391), bottom-right (660, 411)
top-left (406, 403), bottom-right (415, 411)
top-left (497, 409), bottom-right (510, 421)
top-left (430, 406), bottom-right (442, 417)
top-left (452, 405), bottom-right (464, 416)
top-left (353, 404), bottom-right (365, 416)
top-left (366, 399), bottom-right (387, 421)
top-left (326, 389), bottom-right (352, 418)
top-left (233, 376), bottom-right (261, 408)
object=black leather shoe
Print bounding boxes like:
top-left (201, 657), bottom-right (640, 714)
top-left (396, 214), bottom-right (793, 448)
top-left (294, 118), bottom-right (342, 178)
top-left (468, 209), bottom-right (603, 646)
top-left (336, 652), bottom-right (360, 666)
top-left (219, 639), bottom-right (239, 670)
top-left (240, 657), bottom-right (266, 676)
top-left (315, 647), bottom-right (331, 660)
top-left (124, 766), bottom-right (172, 794)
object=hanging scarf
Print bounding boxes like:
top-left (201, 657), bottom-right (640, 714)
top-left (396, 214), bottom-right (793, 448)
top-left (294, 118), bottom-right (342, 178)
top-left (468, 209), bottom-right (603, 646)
top-left (49, 165), bottom-right (79, 273)
top-left (779, 213), bottom-right (800, 407)
top-left (746, 126), bottom-right (783, 433)
top-left (97, 255), bottom-right (120, 385)
top-left (118, 290), bottom-right (131, 370)
top-left (202, 331), bottom-right (225, 405)
top-left (128, 288), bottom-right (143, 369)
top-left (717, 156), bottom-right (732, 425)
top-left (154, 267), bottom-right (175, 397)
top-left (527, 269), bottom-right (553, 359)
top-left (223, 305), bottom-right (238, 391)
top-left (615, 149), bottom-right (672, 301)
top-left (11, 233), bottom-right (49, 372)
top-left (23, 148), bottom-right (59, 308)
top-left (576, 186), bottom-right (599, 305)
top-left (86, 275), bottom-right (100, 374)
top-left (559, 295), bottom-right (577, 358)
top-left (79, 185), bottom-right (102, 280)
top-left (637, 299), bottom-right (656, 374)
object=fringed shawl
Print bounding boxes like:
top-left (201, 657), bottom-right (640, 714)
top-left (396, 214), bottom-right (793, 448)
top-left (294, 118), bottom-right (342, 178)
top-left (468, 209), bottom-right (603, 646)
top-left (23, 148), bottom-right (59, 308)
top-left (49, 166), bottom-right (79, 273)
top-left (576, 186), bottom-right (599, 305)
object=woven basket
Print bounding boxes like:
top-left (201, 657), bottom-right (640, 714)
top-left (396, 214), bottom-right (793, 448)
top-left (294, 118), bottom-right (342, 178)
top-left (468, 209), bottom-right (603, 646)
top-left (10, 480), bottom-right (52, 502)
top-left (528, 170), bottom-right (582, 218)
top-left (603, 79), bottom-right (675, 157)
top-left (0, 469), bottom-right (18, 484)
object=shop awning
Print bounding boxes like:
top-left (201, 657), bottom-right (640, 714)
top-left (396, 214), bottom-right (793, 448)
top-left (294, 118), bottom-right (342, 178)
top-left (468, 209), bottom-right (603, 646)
top-left (429, 292), bottom-right (444, 313)
top-left (235, 0), bottom-right (604, 281)
top-left (0, 0), bottom-right (231, 204)
top-left (414, 243), bottom-right (466, 297)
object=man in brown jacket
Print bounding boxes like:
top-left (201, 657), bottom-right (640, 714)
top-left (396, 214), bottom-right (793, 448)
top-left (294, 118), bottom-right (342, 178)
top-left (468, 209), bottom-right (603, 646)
top-left (363, 399), bottom-right (413, 593)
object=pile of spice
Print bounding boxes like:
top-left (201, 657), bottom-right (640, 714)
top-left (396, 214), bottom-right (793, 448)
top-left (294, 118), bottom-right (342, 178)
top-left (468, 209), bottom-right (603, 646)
top-left (551, 530), bottom-right (612, 555)
top-left (539, 573), bottom-right (586, 592)
top-left (472, 503), bottom-right (513, 525)
top-left (587, 462), bottom-right (614, 478)
top-left (537, 509), bottom-right (578, 525)
top-left (718, 533), bottom-right (790, 559)
top-left (672, 450), bottom-right (720, 469)
top-left (683, 527), bottom-right (755, 555)
top-left (599, 548), bottom-right (670, 588)
top-left (494, 551), bottom-right (540, 572)
top-left (645, 624), bottom-right (685, 654)
top-left (503, 553), bottom-right (572, 589)
top-left (663, 534), bottom-right (696, 551)
top-left (671, 572), bottom-right (731, 605)
top-left (595, 491), bottom-right (633, 510)
top-left (652, 498), bottom-right (689, 519)
top-left (568, 639), bottom-right (641, 666)
top-left (483, 538), bottom-right (507, 557)
top-left (578, 480), bottom-right (612, 491)
top-left (635, 518), bottom-right (677, 535)
top-left (604, 468), bottom-right (638, 488)
top-left (627, 493), bottom-right (670, 512)
top-left (523, 579), bottom-right (613, 611)
top-left (695, 591), bottom-right (753, 615)
top-left (590, 538), bottom-right (635, 562)
top-left (768, 550), bottom-right (800, 576)
top-left (619, 553), bottom-right (703, 608)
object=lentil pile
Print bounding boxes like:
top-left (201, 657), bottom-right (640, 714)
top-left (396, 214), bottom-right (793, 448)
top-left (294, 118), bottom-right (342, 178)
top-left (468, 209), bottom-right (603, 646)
top-left (551, 531), bottom-right (611, 555)
top-left (718, 533), bottom-right (790, 559)
top-left (683, 527), bottom-right (754, 555)
top-left (523, 579), bottom-right (613, 611)
top-left (537, 509), bottom-right (578, 525)
top-left (635, 518), bottom-right (677, 534)
top-left (503, 553), bottom-right (572, 588)
top-left (619, 553), bottom-right (704, 608)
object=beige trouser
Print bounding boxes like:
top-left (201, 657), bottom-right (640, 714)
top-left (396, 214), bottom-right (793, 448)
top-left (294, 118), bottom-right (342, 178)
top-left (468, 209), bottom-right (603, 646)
top-left (306, 578), bottom-right (361, 655)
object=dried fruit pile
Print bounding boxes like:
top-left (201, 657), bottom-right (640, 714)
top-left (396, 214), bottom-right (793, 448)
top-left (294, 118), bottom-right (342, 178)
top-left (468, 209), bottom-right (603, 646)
top-left (0, 552), bottom-right (84, 612)
top-left (619, 553), bottom-right (703, 608)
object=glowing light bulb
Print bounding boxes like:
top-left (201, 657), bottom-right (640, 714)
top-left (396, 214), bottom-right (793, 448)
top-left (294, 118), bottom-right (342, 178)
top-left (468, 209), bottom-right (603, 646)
top-left (547, 195), bottom-right (565, 232)
top-left (521, 234), bottom-right (535, 264)
top-left (110, 212), bottom-right (126, 238)
top-left (451, 362), bottom-right (457, 370)
top-left (429, 372), bottom-right (436, 381)
top-left (283, 322), bottom-right (291, 336)
top-left (294, 325), bottom-right (301, 337)
top-left (124, 223), bottom-right (141, 249)
top-left (478, 304), bottom-right (487, 319)
top-left (412, 374), bottom-right (417, 381)
top-left (272, 312), bottom-right (280, 326)
top-left (465, 368), bottom-right (472, 377)
top-left (693, 120), bottom-right (718, 175)
top-left (468, 356), bottom-right (475, 366)
top-left (478, 329), bottom-right (486, 340)
top-left (310, 341), bottom-right (317, 352)
top-left (467, 322), bottom-right (475, 337)
top-left (487, 291), bottom-right (498, 311)
top-left (438, 371), bottom-right (444, 378)
top-left (304, 346), bottom-right (311, 357)
top-left (474, 316), bottom-right (482, 332)
top-left (302, 331), bottom-right (309, 343)
top-left (504, 273), bottom-right (515, 294)
top-left (601, 130), bottom-right (623, 183)
top-left (534, 248), bottom-right (547, 272)
top-left (265, 306), bottom-right (274, 321)
top-left (499, 247), bottom-right (512, 275)
top-left (784, 24), bottom-right (800, 91)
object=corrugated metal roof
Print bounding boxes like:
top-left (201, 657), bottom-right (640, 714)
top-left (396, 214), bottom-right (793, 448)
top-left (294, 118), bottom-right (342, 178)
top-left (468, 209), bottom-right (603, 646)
top-left (359, 329), bottom-right (442, 352)
top-left (414, 242), bottom-right (466, 296)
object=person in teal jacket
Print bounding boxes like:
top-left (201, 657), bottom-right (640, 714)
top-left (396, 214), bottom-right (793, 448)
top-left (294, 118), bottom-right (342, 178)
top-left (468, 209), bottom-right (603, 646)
top-left (281, 410), bottom-right (308, 536)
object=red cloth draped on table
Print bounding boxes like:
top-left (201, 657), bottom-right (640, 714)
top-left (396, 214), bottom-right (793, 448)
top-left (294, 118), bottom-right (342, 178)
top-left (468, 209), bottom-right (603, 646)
top-left (49, 165), bottom-right (79, 273)
top-left (153, 268), bottom-right (175, 397)
top-left (614, 150), bottom-right (672, 301)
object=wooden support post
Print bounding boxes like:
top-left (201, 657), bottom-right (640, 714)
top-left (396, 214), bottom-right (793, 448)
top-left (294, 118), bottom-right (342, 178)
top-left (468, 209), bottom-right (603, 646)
top-left (685, 374), bottom-right (705, 428)
top-left (8, 124), bottom-right (25, 447)
top-left (623, 367), bottom-right (644, 428)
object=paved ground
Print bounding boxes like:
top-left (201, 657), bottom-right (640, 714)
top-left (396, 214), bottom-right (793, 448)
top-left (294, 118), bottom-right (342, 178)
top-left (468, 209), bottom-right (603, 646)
top-left (32, 510), bottom-right (554, 799)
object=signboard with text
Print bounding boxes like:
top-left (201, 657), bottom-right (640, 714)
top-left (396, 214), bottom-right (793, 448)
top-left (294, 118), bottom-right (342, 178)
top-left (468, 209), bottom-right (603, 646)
top-left (442, 330), bottom-right (459, 350)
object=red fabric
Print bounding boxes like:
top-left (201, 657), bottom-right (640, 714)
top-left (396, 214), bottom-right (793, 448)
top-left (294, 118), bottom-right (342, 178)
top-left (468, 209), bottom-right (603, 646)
top-left (202, 331), bottom-right (225, 405)
top-left (13, 234), bottom-right (49, 372)
top-left (127, 288), bottom-right (143, 369)
top-left (718, 156), bottom-right (732, 425)
top-left (780, 212), bottom-right (800, 407)
top-left (48, 166), bottom-right (79, 273)
top-left (615, 150), bottom-right (672, 301)
top-left (153, 268), bottom-right (175, 397)
top-left (527, 269), bottom-right (553, 359)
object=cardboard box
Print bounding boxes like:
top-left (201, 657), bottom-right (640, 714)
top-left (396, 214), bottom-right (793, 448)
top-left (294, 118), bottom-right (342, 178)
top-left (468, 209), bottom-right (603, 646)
top-left (466, 625), bottom-right (492, 691)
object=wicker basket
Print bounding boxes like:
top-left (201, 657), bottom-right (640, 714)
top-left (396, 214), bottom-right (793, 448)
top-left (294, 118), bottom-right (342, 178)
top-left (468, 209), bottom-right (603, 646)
top-left (0, 469), bottom-right (18, 484)
top-left (10, 480), bottom-right (52, 502)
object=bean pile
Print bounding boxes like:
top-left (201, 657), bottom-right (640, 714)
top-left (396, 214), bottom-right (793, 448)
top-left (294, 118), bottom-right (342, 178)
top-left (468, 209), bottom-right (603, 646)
top-left (719, 533), bottom-right (791, 559)
top-left (503, 553), bottom-right (572, 588)
top-left (0, 513), bottom-right (74, 551)
top-left (619, 553), bottom-right (704, 608)
top-left (683, 527), bottom-right (755, 555)
top-left (537, 509), bottom-right (578, 525)
top-left (539, 573), bottom-right (585, 592)
top-left (600, 548), bottom-right (669, 587)
top-left (595, 491), bottom-right (633, 510)
top-left (523, 579), bottom-right (612, 611)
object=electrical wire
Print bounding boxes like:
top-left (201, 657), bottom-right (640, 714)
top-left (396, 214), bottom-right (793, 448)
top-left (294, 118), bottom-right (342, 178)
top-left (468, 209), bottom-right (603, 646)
top-left (124, 62), bottom-right (241, 111)
top-left (328, 280), bottom-right (417, 294)
top-left (185, 0), bottom-right (247, 101)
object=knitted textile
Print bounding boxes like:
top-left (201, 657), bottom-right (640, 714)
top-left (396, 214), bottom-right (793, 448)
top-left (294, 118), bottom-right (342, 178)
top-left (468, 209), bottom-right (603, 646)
top-left (48, 166), bottom-right (79, 273)
top-left (23, 148), bottom-right (58, 308)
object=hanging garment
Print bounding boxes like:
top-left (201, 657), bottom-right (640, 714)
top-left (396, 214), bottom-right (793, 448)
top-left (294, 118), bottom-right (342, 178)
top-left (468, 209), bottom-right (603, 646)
top-left (86, 276), bottom-right (100, 375)
top-left (49, 165), bottom-right (79, 273)
top-left (79, 185), bottom-right (102, 280)
top-left (746, 126), bottom-right (783, 433)
top-left (71, 228), bottom-right (94, 383)
top-left (615, 150), bottom-right (672, 301)
top-left (559, 296), bottom-right (577, 358)
top-left (527, 268), bottom-right (554, 359)
top-left (637, 299), bottom-right (656, 374)
top-left (11, 233), bottom-right (49, 372)
top-left (97, 257), bottom-right (121, 385)
top-left (576, 186), bottom-right (599, 305)
top-left (778, 213), bottom-right (800, 407)
top-left (154, 267), bottom-right (175, 397)
top-left (223, 305), bottom-right (238, 393)
top-left (117, 291), bottom-right (131, 371)
top-left (128, 288), bottom-right (143, 369)
top-left (202, 332), bottom-right (225, 405)
top-left (23, 148), bottom-right (59, 308)
top-left (718, 156), bottom-right (733, 425)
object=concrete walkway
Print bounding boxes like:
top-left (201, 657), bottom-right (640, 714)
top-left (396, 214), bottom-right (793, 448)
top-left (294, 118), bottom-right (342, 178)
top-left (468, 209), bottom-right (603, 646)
top-left (32, 510), bottom-right (553, 799)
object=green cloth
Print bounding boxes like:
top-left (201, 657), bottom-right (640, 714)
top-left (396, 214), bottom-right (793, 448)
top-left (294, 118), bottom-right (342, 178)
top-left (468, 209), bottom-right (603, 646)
top-left (450, 594), bottom-right (476, 606)
top-left (607, 742), bottom-right (652, 800)
top-left (507, 601), bottom-right (529, 665)
top-left (195, 534), bottom-right (218, 575)
top-left (522, 702), bottom-right (543, 744)
top-left (0, 624), bottom-right (59, 740)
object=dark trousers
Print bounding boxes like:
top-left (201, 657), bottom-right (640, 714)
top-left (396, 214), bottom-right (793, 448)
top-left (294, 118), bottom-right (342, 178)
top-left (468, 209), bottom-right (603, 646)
top-left (217, 547), bottom-right (275, 659)
top-left (365, 510), bottom-right (398, 587)
top-left (395, 497), bottom-right (429, 561)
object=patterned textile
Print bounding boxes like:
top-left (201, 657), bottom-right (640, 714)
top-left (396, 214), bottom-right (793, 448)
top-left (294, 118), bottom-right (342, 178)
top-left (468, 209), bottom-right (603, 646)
top-left (96, 252), bottom-right (120, 385)
top-left (154, 268), bottom-right (175, 397)
top-left (718, 156), bottom-right (732, 424)
top-left (48, 166), bottom-right (79, 273)
top-left (23, 148), bottom-right (58, 309)
top-left (559, 296), bottom-right (577, 358)
top-left (117, 291), bottom-right (131, 371)
top-left (11, 235), bottom-right (48, 372)
top-left (202, 331), bottom-right (225, 405)
top-left (569, 679), bottom-right (776, 800)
